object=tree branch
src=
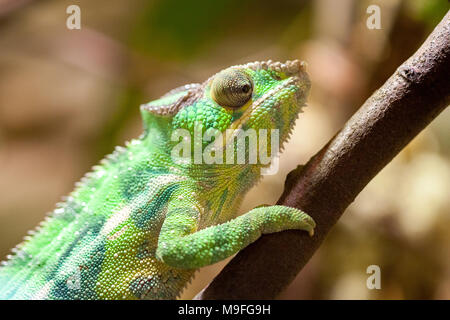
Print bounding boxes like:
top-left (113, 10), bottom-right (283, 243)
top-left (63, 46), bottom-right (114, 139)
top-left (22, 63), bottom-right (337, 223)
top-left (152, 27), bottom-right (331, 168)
top-left (195, 10), bottom-right (450, 300)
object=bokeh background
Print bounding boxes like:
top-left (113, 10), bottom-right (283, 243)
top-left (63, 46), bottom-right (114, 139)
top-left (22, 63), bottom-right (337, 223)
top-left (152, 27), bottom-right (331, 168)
top-left (0, 0), bottom-right (449, 299)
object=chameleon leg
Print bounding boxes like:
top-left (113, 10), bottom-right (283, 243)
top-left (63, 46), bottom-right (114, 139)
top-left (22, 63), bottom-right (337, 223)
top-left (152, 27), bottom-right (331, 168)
top-left (156, 205), bottom-right (315, 269)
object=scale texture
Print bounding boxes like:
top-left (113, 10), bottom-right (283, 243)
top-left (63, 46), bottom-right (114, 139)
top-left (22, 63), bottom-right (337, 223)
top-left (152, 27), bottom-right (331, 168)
top-left (0, 60), bottom-right (314, 300)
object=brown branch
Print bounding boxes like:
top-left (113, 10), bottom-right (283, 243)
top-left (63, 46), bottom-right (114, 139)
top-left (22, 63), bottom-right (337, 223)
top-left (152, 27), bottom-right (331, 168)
top-left (195, 10), bottom-right (450, 300)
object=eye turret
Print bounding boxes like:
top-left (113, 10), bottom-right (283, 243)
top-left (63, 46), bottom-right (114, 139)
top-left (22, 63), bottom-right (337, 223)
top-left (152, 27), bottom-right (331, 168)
top-left (211, 69), bottom-right (253, 108)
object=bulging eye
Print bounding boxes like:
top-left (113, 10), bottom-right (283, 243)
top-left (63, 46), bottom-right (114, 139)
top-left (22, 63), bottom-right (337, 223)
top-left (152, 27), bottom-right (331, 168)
top-left (211, 69), bottom-right (253, 108)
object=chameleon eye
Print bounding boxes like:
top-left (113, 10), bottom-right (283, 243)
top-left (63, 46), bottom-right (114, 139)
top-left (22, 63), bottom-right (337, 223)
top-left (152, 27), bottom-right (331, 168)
top-left (211, 69), bottom-right (253, 108)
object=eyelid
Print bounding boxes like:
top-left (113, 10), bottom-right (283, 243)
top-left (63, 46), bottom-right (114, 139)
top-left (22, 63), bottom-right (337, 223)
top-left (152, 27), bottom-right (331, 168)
top-left (210, 69), bottom-right (253, 108)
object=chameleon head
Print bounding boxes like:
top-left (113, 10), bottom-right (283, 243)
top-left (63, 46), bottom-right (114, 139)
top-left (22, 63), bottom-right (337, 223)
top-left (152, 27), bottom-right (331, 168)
top-left (141, 60), bottom-right (311, 168)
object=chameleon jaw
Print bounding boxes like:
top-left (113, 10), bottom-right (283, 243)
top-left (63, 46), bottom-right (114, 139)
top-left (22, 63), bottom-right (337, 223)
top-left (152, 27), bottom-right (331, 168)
top-left (209, 74), bottom-right (306, 155)
top-left (228, 75), bottom-right (303, 132)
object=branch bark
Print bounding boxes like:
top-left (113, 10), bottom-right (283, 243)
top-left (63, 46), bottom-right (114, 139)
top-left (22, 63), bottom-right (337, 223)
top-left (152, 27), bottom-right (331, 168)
top-left (195, 10), bottom-right (450, 300)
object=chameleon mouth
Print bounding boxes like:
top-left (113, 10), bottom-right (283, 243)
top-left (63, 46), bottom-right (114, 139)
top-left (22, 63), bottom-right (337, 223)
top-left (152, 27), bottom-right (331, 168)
top-left (234, 59), bottom-right (311, 107)
top-left (228, 75), bottom-right (301, 131)
top-left (215, 60), bottom-right (310, 153)
top-left (227, 59), bottom-right (310, 131)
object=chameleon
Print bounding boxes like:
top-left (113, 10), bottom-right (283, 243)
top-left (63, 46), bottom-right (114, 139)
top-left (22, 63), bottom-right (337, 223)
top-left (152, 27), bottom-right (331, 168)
top-left (0, 60), bottom-right (314, 300)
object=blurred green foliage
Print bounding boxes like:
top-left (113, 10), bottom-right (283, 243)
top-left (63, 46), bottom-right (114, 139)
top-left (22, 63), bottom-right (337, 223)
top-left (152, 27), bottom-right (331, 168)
top-left (131, 0), bottom-right (310, 60)
top-left (410, 0), bottom-right (450, 29)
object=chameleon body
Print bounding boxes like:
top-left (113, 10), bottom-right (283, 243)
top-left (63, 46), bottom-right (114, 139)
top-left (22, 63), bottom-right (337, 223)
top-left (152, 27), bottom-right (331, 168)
top-left (0, 60), bottom-right (314, 300)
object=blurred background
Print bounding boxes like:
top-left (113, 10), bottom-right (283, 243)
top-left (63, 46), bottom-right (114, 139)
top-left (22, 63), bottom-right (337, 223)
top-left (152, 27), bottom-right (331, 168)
top-left (0, 0), bottom-right (449, 299)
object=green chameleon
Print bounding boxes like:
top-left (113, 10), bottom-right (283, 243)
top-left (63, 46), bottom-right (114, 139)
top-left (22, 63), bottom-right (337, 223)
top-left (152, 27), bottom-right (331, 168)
top-left (0, 60), bottom-right (314, 300)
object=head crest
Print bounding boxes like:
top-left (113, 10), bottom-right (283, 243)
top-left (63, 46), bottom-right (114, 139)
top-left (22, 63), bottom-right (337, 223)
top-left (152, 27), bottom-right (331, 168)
top-left (141, 84), bottom-right (202, 116)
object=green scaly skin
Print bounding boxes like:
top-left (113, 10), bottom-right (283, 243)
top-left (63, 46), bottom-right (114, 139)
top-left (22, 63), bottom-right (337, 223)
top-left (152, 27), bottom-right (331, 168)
top-left (0, 60), bottom-right (314, 299)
